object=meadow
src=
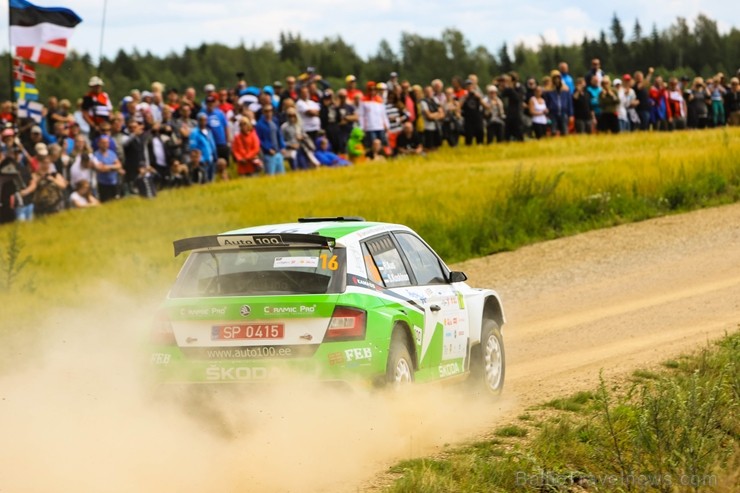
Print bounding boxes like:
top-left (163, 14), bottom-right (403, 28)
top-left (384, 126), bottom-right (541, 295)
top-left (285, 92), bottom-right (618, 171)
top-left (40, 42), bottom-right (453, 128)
top-left (1, 128), bottom-right (739, 338)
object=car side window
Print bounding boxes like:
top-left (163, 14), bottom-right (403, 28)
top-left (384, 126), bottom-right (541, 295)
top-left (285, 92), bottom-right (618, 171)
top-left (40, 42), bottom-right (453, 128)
top-left (395, 233), bottom-right (447, 285)
top-left (364, 235), bottom-right (411, 288)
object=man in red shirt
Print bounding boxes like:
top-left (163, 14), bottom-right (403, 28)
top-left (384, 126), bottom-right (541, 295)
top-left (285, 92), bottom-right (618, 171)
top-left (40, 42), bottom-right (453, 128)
top-left (82, 76), bottom-right (113, 140)
top-left (345, 75), bottom-right (363, 101)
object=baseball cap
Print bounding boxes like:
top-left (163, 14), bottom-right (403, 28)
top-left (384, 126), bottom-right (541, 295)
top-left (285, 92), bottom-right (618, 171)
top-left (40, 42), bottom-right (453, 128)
top-left (273, 80), bottom-right (283, 87)
top-left (366, 81), bottom-right (376, 89)
top-left (613, 78), bottom-right (622, 86)
top-left (390, 72), bottom-right (398, 78)
top-left (204, 83), bottom-right (216, 93)
top-left (88, 76), bottom-right (104, 86)
top-left (464, 79), bottom-right (473, 86)
top-left (345, 75), bottom-right (356, 83)
top-left (35, 143), bottom-right (48, 156)
top-left (1, 128), bottom-right (14, 138)
top-left (31, 125), bottom-right (42, 134)
top-left (376, 82), bottom-right (387, 90)
top-left (550, 69), bottom-right (561, 78)
top-left (622, 74), bottom-right (632, 82)
top-left (141, 90), bottom-right (153, 98)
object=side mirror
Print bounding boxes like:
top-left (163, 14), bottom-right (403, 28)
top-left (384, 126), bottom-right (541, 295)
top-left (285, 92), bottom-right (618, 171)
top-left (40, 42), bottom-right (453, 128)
top-left (449, 271), bottom-right (467, 283)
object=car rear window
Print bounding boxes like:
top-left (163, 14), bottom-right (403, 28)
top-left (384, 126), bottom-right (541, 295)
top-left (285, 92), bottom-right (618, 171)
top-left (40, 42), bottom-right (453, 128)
top-left (170, 247), bottom-right (346, 298)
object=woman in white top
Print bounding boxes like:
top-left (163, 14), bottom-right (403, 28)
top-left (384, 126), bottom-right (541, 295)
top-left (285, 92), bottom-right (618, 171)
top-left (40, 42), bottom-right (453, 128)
top-left (69, 179), bottom-right (100, 208)
top-left (528, 86), bottom-right (549, 139)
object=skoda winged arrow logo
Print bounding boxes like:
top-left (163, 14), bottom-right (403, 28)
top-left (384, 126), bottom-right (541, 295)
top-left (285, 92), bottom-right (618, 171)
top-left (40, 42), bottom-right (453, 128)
top-left (240, 305), bottom-right (251, 317)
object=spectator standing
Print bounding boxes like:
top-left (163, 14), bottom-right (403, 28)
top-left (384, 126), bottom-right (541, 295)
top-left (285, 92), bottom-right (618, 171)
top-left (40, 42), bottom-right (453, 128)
top-left (81, 76), bottom-right (113, 141)
top-left (586, 76), bottom-right (602, 129)
top-left (573, 77), bottom-right (594, 134)
top-left (279, 76), bottom-right (298, 109)
top-left (461, 80), bottom-right (485, 145)
top-left (93, 135), bottom-right (122, 202)
top-left (27, 151), bottom-right (68, 217)
top-left (649, 76), bottom-right (672, 131)
top-left (189, 113), bottom-right (218, 182)
top-left (335, 89), bottom-right (358, 154)
top-left (320, 91), bottom-right (342, 152)
top-left (707, 75), bottom-right (726, 126)
top-left (598, 77), bottom-right (620, 134)
top-left (528, 86), bottom-right (549, 139)
top-left (146, 124), bottom-right (172, 184)
top-left (232, 118), bottom-right (262, 176)
top-left (442, 87), bottom-right (462, 147)
top-left (500, 75), bottom-right (524, 141)
top-left (202, 95), bottom-right (230, 163)
top-left (633, 69), bottom-right (654, 130)
top-left (544, 70), bottom-right (573, 136)
top-left (122, 119), bottom-right (147, 194)
top-left (686, 77), bottom-right (710, 129)
top-left (360, 82), bottom-right (390, 148)
top-left (387, 72), bottom-right (400, 93)
top-left (419, 86), bottom-right (444, 150)
top-left (345, 75), bottom-right (363, 101)
top-left (385, 90), bottom-right (409, 152)
top-left (585, 59), bottom-right (605, 87)
top-left (281, 108), bottom-right (312, 170)
top-left (483, 85), bottom-right (505, 144)
top-left (726, 78), bottom-right (740, 126)
top-left (558, 62), bottom-right (575, 93)
top-left (69, 137), bottom-right (99, 190)
top-left (296, 86), bottom-right (322, 141)
top-left (255, 105), bottom-right (286, 175)
top-left (667, 78), bottom-right (687, 130)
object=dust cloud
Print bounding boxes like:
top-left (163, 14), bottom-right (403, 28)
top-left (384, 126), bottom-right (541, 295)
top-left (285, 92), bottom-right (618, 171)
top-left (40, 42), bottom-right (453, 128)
top-left (0, 288), bottom-right (512, 493)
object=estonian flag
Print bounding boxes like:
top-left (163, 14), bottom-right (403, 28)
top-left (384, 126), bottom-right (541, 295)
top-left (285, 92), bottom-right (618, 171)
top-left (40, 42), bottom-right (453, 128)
top-left (9, 0), bottom-right (82, 68)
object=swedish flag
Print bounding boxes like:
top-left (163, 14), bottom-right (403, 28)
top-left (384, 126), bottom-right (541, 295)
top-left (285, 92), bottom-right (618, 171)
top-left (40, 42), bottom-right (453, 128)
top-left (14, 80), bottom-right (39, 101)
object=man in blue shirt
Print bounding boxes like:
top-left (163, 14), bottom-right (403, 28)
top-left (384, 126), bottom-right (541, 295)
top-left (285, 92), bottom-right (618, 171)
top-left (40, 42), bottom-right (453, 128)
top-left (189, 113), bottom-right (217, 181)
top-left (202, 95), bottom-right (230, 164)
top-left (255, 104), bottom-right (286, 175)
top-left (558, 62), bottom-right (575, 93)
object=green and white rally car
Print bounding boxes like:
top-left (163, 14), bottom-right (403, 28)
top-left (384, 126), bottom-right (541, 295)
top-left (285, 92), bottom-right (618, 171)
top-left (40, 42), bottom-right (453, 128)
top-left (150, 217), bottom-right (506, 393)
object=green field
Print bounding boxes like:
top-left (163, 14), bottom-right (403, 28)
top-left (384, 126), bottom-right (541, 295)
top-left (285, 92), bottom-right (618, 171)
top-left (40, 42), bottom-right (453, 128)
top-left (1, 128), bottom-right (739, 338)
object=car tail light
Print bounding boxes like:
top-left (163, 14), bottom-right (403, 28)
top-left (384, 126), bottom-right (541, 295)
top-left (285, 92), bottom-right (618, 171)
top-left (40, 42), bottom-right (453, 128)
top-left (151, 310), bottom-right (176, 345)
top-left (324, 306), bottom-right (366, 341)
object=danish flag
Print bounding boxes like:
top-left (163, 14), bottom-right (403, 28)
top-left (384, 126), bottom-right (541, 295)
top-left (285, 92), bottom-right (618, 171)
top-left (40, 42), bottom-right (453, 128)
top-left (12, 58), bottom-right (37, 84)
top-left (15, 39), bottom-right (69, 69)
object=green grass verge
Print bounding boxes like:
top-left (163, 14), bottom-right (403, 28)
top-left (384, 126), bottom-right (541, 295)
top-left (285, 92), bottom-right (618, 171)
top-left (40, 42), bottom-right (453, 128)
top-left (384, 330), bottom-right (740, 492)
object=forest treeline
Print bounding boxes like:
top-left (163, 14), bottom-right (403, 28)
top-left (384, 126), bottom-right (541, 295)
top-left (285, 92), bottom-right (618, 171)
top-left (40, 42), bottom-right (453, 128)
top-left (1, 13), bottom-right (738, 103)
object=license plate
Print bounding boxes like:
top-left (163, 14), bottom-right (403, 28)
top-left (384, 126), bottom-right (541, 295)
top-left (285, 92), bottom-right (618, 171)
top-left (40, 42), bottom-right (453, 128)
top-left (211, 323), bottom-right (284, 340)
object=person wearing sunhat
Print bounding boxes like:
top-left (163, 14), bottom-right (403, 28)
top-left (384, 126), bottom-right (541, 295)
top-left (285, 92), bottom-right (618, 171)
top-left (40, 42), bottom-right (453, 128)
top-left (82, 75), bottom-right (113, 140)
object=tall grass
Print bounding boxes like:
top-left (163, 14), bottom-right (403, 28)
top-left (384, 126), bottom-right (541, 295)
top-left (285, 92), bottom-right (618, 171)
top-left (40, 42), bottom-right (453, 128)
top-left (1, 129), bottom-right (738, 339)
top-left (386, 331), bottom-right (740, 492)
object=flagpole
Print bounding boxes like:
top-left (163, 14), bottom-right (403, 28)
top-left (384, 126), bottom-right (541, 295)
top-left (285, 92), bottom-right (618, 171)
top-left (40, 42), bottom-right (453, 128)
top-left (98, 0), bottom-right (109, 74)
top-left (8, 2), bottom-right (14, 105)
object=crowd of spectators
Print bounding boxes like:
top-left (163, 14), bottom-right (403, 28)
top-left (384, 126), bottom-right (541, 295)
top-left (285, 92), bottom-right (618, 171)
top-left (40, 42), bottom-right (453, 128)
top-left (1, 59), bottom-right (739, 224)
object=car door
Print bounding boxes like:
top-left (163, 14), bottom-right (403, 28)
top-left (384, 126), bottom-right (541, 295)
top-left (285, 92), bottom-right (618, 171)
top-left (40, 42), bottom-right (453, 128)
top-left (393, 232), bottom-right (468, 379)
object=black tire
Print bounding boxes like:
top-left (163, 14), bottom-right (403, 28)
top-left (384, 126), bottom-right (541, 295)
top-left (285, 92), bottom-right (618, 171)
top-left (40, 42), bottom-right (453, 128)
top-left (469, 319), bottom-right (505, 395)
top-left (386, 331), bottom-right (414, 387)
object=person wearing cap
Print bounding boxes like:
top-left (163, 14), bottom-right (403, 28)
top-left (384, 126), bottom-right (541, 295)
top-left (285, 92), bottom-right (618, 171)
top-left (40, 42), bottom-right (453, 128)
top-left (376, 82), bottom-right (388, 103)
top-left (617, 75), bottom-right (638, 131)
top-left (345, 75), bottom-right (363, 101)
top-left (202, 95), bottom-right (231, 165)
top-left (386, 72), bottom-right (400, 93)
top-left (81, 76), bottom-right (113, 140)
top-left (544, 70), bottom-right (573, 136)
top-left (361, 81), bottom-right (390, 148)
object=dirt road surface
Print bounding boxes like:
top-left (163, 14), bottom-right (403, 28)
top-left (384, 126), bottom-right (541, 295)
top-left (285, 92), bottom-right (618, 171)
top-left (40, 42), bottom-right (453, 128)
top-left (363, 203), bottom-right (740, 491)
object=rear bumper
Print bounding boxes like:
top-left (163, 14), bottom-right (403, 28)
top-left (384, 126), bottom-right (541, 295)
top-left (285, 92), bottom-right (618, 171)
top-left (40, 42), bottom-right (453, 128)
top-left (147, 338), bottom-right (387, 386)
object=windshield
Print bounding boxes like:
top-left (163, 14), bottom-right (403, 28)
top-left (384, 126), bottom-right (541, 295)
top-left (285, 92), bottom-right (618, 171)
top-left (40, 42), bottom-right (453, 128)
top-left (170, 247), bottom-right (346, 298)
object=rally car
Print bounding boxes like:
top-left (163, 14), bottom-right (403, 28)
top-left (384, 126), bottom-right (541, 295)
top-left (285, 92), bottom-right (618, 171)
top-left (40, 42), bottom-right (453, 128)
top-left (150, 217), bottom-right (506, 393)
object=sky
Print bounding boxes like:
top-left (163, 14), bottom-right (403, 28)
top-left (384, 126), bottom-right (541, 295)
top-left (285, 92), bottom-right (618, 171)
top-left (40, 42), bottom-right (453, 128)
top-left (2, 0), bottom-right (737, 63)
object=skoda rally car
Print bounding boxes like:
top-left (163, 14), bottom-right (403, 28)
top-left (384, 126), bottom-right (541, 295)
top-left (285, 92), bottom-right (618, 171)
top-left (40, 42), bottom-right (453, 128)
top-left (150, 217), bottom-right (506, 393)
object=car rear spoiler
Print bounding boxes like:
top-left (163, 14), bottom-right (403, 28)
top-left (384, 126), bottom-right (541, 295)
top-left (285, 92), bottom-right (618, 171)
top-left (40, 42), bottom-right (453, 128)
top-left (173, 233), bottom-right (336, 256)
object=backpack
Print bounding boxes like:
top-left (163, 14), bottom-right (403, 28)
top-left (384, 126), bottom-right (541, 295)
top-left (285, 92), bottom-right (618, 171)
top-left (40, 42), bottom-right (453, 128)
top-left (33, 175), bottom-right (65, 215)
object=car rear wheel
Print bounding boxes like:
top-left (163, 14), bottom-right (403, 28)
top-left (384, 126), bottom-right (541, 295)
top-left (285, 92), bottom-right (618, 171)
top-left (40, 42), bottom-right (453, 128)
top-left (386, 332), bottom-right (414, 387)
top-left (470, 319), bottom-right (505, 395)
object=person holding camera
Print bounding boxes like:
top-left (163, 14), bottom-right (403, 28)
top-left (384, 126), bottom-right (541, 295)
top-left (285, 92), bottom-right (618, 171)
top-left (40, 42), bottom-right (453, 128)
top-left (461, 79), bottom-right (485, 145)
top-left (687, 77), bottom-right (711, 129)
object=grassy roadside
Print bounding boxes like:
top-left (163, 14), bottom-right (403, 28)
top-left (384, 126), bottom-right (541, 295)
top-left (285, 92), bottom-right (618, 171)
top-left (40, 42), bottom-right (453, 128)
top-left (385, 330), bottom-right (740, 492)
top-left (0, 128), bottom-right (739, 338)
